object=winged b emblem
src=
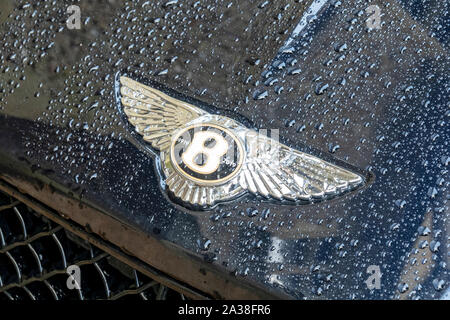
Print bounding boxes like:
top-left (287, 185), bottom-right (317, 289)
top-left (119, 76), bottom-right (364, 208)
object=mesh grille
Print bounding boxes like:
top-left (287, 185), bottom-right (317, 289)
top-left (0, 190), bottom-right (186, 300)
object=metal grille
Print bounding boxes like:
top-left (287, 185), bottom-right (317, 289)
top-left (0, 190), bottom-right (186, 300)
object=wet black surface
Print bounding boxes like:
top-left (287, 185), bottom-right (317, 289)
top-left (0, 0), bottom-right (448, 299)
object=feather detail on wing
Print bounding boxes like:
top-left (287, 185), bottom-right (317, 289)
top-left (239, 131), bottom-right (363, 201)
top-left (119, 76), bottom-right (206, 151)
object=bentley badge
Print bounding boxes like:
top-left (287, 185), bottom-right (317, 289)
top-left (119, 76), bottom-right (364, 208)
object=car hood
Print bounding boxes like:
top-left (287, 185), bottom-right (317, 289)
top-left (0, 0), bottom-right (448, 299)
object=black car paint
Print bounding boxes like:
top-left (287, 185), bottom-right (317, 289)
top-left (0, 0), bottom-right (448, 299)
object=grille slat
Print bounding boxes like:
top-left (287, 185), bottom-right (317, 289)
top-left (0, 190), bottom-right (186, 301)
